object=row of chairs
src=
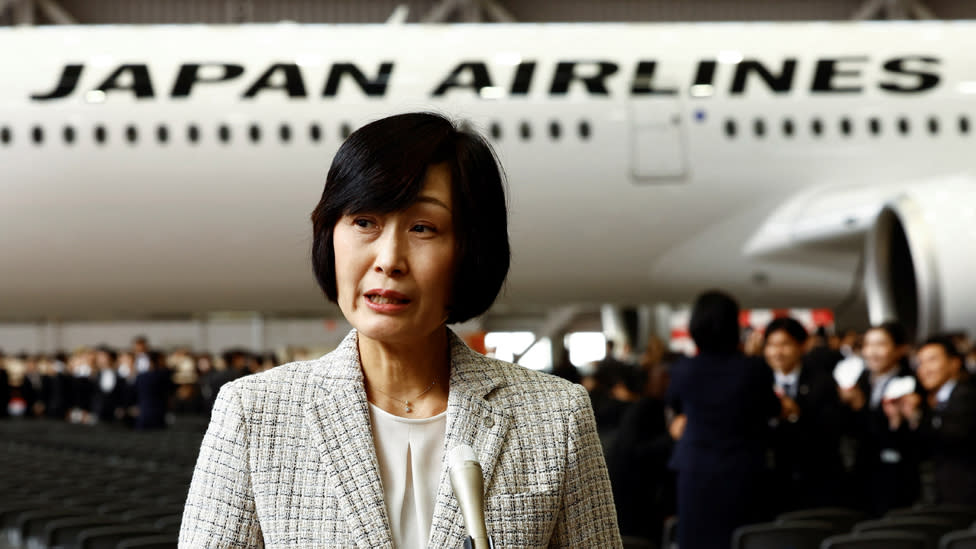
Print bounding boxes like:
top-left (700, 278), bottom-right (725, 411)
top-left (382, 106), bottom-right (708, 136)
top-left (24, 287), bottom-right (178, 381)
top-left (0, 419), bottom-right (204, 549)
top-left (734, 506), bottom-right (976, 549)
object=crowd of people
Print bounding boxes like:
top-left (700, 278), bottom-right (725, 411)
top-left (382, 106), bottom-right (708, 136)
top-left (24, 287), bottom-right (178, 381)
top-left (0, 335), bottom-right (287, 428)
top-left (558, 292), bottom-right (976, 545)
top-left (2, 303), bottom-right (976, 545)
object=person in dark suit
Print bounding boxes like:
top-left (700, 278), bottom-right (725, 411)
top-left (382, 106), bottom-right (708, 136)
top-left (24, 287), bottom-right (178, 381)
top-left (894, 335), bottom-right (976, 504)
top-left (90, 346), bottom-right (122, 423)
top-left (133, 350), bottom-right (173, 429)
top-left (667, 290), bottom-right (782, 549)
top-left (606, 361), bottom-right (674, 542)
top-left (46, 352), bottom-right (73, 420)
top-left (0, 350), bottom-right (9, 418)
top-left (838, 321), bottom-right (920, 516)
top-left (763, 317), bottom-right (846, 514)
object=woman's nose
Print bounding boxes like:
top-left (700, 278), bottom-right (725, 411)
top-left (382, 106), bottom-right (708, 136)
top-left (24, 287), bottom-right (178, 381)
top-left (373, 230), bottom-right (408, 276)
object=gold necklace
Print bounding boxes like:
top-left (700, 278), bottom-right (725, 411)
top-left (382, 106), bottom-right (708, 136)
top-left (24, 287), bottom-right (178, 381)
top-left (369, 379), bottom-right (437, 413)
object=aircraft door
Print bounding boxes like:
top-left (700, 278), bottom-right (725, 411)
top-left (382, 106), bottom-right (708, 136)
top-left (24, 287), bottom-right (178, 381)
top-left (629, 98), bottom-right (687, 180)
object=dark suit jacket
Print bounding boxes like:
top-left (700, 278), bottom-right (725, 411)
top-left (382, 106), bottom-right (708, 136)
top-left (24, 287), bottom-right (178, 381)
top-left (668, 352), bottom-right (781, 473)
top-left (134, 369), bottom-right (173, 429)
top-left (668, 352), bottom-right (782, 549)
top-left (768, 363), bottom-right (846, 512)
top-left (0, 368), bottom-right (9, 417)
top-left (916, 382), bottom-right (976, 504)
top-left (847, 365), bottom-right (922, 515)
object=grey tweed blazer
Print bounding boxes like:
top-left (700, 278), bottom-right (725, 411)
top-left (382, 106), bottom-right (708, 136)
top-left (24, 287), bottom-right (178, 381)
top-left (180, 329), bottom-right (622, 548)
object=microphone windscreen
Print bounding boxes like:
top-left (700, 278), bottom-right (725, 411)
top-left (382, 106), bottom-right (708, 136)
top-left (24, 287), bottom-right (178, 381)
top-left (448, 444), bottom-right (478, 471)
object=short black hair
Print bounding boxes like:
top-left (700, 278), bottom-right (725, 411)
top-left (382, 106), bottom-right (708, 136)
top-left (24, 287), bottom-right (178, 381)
top-left (920, 334), bottom-right (963, 362)
top-left (764, 317), bottom-right (809, 346)
top-left (868, 320), bottom-right (910, 346)
top-left (689, 290), bottom-right (741, 354)
top-left (311, 112), bottom-right (510, 324)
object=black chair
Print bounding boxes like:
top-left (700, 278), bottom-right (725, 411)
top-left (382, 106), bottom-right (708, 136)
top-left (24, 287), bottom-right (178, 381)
top-left (821, 531), bottom-right (930, 549)
top-left (119, 505), bottom-right (185, 524)
top-left (43, 515), bottom-right (122, 549)
top-left (15, 507), bottom-right (90, 548)
top-left (854, 517), bottom-right (956, 549)
top-left (621, 535), bottom-right (657, 549)
top-left (941, 530), bottom-right (976, 549)
top-left (734, 520), bottom-right (837, 549)
top-left (887, 506), bottom-right (976, 531)
top-left (778, 508), bottom-right (866, 533)
top-left (77, 525), bottom-right (160, 549)
top-left (115, 533), bottom-right (179, 548)
top-left (152, 515), bottom-right (181, 532)
top-left (662, 516), bottom-right (677, 549)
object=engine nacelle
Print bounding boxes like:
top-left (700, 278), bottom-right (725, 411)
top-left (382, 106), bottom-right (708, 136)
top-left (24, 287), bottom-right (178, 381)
top-left (865, 176), bottom-right (976, 341)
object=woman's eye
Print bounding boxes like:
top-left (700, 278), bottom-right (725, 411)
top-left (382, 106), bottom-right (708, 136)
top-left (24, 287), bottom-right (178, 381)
top-left (353, 218), bottom-right (375, 228)
top-left (411, 224), bottom-right (436, 234)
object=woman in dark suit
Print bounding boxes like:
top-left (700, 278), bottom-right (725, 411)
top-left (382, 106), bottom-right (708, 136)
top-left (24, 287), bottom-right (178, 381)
top-left (668, 290), bottom-right (782, 549)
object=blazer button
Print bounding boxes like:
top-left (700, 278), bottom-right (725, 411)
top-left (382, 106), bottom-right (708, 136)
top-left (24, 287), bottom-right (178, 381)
top-left (485, 416), bottom-right (494, 427)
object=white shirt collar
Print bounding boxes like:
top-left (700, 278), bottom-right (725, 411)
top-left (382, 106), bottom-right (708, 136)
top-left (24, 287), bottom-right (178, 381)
top-left (775, 366), bottom-right (801, 388)
top-left (936, 379), bottom-right (958, 405)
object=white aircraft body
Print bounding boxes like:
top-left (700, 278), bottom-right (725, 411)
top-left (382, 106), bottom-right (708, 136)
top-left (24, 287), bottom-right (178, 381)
top-left (2, 22), bottom-right (975, 339)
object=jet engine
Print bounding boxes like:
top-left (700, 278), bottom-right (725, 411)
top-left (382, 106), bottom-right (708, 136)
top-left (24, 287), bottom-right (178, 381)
top-left (865, 177), bottom-right (976, 341)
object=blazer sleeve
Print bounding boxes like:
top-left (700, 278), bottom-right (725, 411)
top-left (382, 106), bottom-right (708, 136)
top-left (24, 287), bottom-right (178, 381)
top-left (179, 381), bottom-right (264, 548)
top-left (548, 384), bottom-right (623, 548)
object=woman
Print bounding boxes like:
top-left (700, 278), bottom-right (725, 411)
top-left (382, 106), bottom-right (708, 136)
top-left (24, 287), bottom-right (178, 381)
top-left (667, 290), bottom-right (782, 549)
top-left (180, 113), bottom-right (621, 548)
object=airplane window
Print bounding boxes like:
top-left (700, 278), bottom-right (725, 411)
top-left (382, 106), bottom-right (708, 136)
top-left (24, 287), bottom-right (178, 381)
top-left (32, 125), bottom-right (43, 145)
top-left (125, 125), bottom-right (138, 144)
top-left (309, 123), bottom-right (322, 143)
top-left (549, 121), bottom-right (561, 140)
top-left (249, 124), bottom-right (261, 143)
top-left (579, 120), bottom-right (591, 140)
top-left (1, 126), bottom-right (10, 145)
top-left (188, 124), bottom-right (200, 143)
top-left (490, 122), bottom-right (501, 140)
top-left (63, 126), bottom-right (75, 145)
top-left (811, 118), bottom-right (823, 137)
top-left (157, 124), bottom-right (169, 144)
top-left (94, 125), bottom-right (107, 144)
top-left (724, 119), bottom-right (736, 138)
top-left (519, 121), bottom-right (531, 140)
top-left (753, 118), bottom-right (765, 138)
top-left (218, 124), bottom-right (231, 143)
top-left (897, 117), bottom-right (909, 135)
top-left (869, 117), bottom-right (881, 136)
top-left (340, 123), bottom-right (352, 139)
top-left (279, 124), bottom-right (291, 143)
top-left (928, 117), bottom-right (939, 135)
top-left (840, 118), bottom-right (852, 136)
top-left (960, 116), bottom-right (970, 135)
top-left (782, 119), bottom-right (794, 137)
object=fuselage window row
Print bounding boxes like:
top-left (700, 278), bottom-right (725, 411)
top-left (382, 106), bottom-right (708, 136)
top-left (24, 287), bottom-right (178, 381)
top-left (0, 119), bottom-right (595, 147)
top-left (723, 115), bottom-right (972, 139)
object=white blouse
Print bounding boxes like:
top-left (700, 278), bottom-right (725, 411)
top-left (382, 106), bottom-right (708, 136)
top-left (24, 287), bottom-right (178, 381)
top-left (368, 403), bottom-right (447, 549)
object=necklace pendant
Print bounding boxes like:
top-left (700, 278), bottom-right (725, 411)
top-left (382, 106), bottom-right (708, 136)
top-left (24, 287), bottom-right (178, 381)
top-left (404, 402), bottom-right (412, 413)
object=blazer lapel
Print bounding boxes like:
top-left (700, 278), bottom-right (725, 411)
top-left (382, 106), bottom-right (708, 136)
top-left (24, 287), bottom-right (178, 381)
top-left (427, 333), bottom-right (511, 549)
top-left (303, 331), bottom-right (394, 549)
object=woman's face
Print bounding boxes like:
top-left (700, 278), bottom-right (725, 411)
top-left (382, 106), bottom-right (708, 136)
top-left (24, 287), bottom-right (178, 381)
top-left (862, 328), bottom-right (902, 374)
top-left (333, 163), bottom-right (456, 345)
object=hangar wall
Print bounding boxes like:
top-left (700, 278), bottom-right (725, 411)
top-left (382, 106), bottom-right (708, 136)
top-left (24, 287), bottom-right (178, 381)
top-left (2, 0), bottom-right (976, 25)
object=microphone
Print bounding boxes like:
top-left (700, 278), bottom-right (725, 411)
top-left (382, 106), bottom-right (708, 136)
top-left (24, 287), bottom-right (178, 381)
top-left (448, 445), bottom-right (494, 549)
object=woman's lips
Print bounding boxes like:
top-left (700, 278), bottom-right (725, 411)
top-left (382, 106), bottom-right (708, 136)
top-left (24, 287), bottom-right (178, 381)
top-left (364, 289), bottom-right (411, 312)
